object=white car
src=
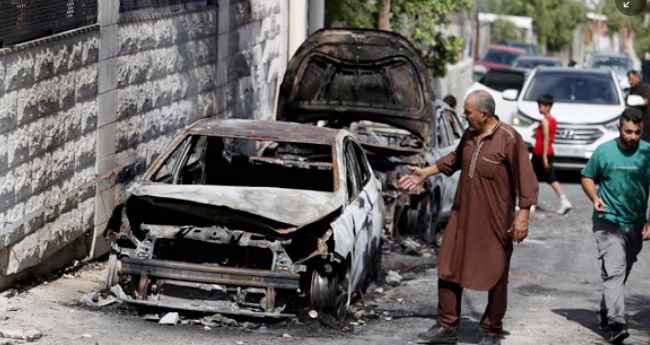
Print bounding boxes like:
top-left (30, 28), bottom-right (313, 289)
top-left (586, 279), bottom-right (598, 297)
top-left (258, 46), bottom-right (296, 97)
top-left (465, 68), bottom-right (528, 124)
top-left (504, 67), bottom-right (644, 170)
top-left (104, 119), bottom-right (385, 320)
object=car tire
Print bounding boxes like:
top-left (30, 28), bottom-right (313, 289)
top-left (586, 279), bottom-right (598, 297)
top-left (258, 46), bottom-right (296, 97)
top-left (311, 266), bottom-right (350, 321)
top-left (105, 251), bottom-right (120, 290)
top-left (423, 193), bottom-right (441, 244)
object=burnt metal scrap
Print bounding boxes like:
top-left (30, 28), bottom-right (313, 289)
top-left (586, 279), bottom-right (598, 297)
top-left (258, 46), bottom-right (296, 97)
top-left (105, 119), bottom-right (384, 319)
top-left (276, 28), bottom-right (453, 240)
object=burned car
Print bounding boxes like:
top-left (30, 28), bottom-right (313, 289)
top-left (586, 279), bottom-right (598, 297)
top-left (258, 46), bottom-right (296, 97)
top-left (104, 119), bottom-right (384, 319)
top-left (276, 28), bottom-right (459, 242)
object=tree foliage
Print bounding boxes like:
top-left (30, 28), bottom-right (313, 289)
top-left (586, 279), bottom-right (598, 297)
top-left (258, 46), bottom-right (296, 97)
top-left (390, 0), bottom-right (473, 77)
top-left (491, 19), bottom-right (524, 43)
top-left (485, 0), bottom-right (588, 52)
top-left (325, 0), bottom-right (472, 77)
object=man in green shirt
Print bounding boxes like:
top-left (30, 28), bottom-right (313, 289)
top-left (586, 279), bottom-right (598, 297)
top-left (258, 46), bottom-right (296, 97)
top-left (581, 107), bottom-right (650, 344)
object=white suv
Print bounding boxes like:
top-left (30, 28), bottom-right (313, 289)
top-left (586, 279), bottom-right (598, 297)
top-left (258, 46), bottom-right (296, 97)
top-left (503, 67), bottom-right (644, 170)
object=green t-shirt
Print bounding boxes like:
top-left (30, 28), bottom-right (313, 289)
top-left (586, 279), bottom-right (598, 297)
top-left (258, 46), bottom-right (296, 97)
top-left (581, 139), bottom-right (650, 228)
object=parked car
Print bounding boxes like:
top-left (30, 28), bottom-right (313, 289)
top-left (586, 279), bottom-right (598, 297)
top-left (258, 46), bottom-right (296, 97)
top-left (276, 28), bottom-right (460, 243)
top-left (104, 119), bottom-right (385, 320)
top-left (584, 52), bottom-right (633, 93)
top-left (499, 40), bottom-right (540, 56)
top-left (511, 56), bottom-right (561, 72)
top-left (475, 45), bottom-right (528, 71)
top-left (464, 68), bottom-right (528, 125)
top-left (503, 67), bottom-right (645, 169)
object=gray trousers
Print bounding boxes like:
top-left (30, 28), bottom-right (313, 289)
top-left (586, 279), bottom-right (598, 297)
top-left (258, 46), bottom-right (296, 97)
top-left (593, 222), bottom-right (644, 326)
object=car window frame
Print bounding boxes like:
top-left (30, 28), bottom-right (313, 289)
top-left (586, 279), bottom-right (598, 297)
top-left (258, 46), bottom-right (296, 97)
top-left (350, 141), bottom-right (371, 186)
top-left (344, 139), bottom-right (364, 201)
top-left (434, 108), bottom-right (452, 148)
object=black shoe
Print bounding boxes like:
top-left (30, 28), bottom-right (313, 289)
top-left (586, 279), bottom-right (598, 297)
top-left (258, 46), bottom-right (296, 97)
top-left (478, 335), bottom-right (501, 345)
top-left (609, 323), bottom-right (629, 344)
top-left (598, 310), bottom-right (609, 330)
top-left (417, 326), bottom-right (458, 344)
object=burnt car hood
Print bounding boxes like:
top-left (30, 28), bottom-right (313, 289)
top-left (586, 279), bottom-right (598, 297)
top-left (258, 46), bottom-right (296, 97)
top-left (276, 29), bottom-right (434, 139)
top-left (128, 183), bottom-right (344, 228)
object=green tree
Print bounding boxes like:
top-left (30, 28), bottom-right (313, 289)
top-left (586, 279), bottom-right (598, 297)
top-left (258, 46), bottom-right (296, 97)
top-left (491, 19), bottom-right (524, 43)
top-left (325, 0), bottom-right (472, 77)
top-left (390, 0), bottom-right (474, 77)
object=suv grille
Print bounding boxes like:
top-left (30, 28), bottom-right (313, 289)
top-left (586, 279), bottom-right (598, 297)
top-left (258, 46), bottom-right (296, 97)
top-left (555, 126), bottom-right (603, 145)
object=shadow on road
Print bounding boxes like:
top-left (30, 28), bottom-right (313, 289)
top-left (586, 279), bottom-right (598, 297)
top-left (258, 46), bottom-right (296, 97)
top-left (556, 170), bottom-right (583, 184)
top-left (551, 308), bottom-right (603, 336)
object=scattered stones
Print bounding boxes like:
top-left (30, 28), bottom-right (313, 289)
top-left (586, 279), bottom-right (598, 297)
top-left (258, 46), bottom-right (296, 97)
top-left (354, 310), bottom-right (365, 320)
top-left (281, 333), bottom-right (294, 342)
top-left (350, 321), bottom-right (359, 326)
top-left (180, 320), bottom-right (190, 325)
top-left (142, 314), bottom-right (161, 321)
top-left (242, 322), bottom-right (260, 330)
top-left (382, 311), bottom-right (390, 316)
top-left (81, 334), bottom-right (92, 338)
top-left (0, 290), bottom-right (16, 299)
top-left (203, 326), bottom-right (211, 331)
top-left (79, 292), bottom-right (119, 307)
top-left (236, 341), bottom-right (245, 345)
top-left (110, 285), bottom-right (128, 300)
top-left (0, 329), bottom-right (42, 341)
top-left (375, 287), bottom-right (384, 294)
top-left (159, 312), bottom-right (180, 325)
top-left (386, 270), bottom-right (403, 286)
top-left (402, 238), bottom-right (422, 255)
top-left (0, 339), bottom-right (12, 345)
top-left (308, 310), bottom-right (318, 319)
top-left (385, 317), bottom-right (392, 321)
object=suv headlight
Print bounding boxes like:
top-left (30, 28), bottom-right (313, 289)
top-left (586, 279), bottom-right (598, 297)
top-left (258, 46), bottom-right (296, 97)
top-left (604, 118), bottom-right (619, 132)
top-left (512, 111), bottom-right (537, 127)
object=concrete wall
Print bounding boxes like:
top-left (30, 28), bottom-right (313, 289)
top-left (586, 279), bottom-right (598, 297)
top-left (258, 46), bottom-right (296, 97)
top-left (0, 0), bottom-right (299, 287)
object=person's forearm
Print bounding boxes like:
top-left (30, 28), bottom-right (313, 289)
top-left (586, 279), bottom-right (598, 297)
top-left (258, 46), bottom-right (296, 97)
top-left (581, 177), bottom-right (599, 201)
top-left (543, 137), bottom-right (549, 158)
top-left (423, 162), bottom-right (441, 178)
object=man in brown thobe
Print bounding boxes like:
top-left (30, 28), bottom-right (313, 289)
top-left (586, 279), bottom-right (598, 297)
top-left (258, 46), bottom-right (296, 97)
top-left (400, 90), bottom-right (538, 345)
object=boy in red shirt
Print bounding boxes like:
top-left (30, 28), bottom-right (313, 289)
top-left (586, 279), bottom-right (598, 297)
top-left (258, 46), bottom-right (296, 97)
top-left (531, 94), bottom-right (572, 214)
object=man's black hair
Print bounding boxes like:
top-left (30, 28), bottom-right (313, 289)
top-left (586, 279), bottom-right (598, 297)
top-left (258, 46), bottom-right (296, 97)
top-left (537, 94), bottom-right (554, 107)
top-left (443, 95), bottom-right (457, 108)
top-left (627, 69), bottom-right (642, 80)
top-left (619, 107), bottom-right (644, 126)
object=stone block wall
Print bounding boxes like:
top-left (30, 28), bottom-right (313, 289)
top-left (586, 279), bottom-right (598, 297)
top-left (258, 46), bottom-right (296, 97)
top-left (112, 9), bottom-right (218, 203)
top-left (0, 28), bottom-right (100, 277)
top-left (0, 0), bottom-right (295, 287)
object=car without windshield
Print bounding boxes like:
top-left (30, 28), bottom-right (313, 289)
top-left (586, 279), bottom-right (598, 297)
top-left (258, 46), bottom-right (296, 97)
top-left (475, 45), bottom-right (528, 71)
top-left (276, 28), bottom-right (462, 243)
top-left (103, 119), bottom-right (384, 320)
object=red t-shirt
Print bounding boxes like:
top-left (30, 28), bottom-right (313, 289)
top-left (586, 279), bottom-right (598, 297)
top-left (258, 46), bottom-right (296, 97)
top-left (532, 115), bottom-right (557, 155)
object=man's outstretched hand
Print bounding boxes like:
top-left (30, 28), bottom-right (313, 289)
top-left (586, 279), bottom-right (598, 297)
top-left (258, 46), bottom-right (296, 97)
top-left (643, 222), bottom-right (650, 241)
top-left (399, 166), bottom-right (427, 191)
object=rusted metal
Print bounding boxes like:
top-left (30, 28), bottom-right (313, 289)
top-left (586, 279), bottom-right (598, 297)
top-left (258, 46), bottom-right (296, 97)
top-left (187, 119), bottom-right (339, 146)
top-left (120, 258), bottom-right (301, 290)
top-left (117, 298), bottom-right (295, 318)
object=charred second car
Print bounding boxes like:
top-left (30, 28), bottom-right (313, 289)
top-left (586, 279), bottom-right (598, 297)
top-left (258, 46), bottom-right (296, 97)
top-left (104, 119), bottom-right (384, 319)
top-left (277, 28), bottom-right (458, 241)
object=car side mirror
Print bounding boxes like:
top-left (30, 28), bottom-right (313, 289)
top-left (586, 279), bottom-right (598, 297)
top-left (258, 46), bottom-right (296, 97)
top-left (627, 94), bottom-right (645, 107)
top-left (502, 89), bottom-right (519, 101)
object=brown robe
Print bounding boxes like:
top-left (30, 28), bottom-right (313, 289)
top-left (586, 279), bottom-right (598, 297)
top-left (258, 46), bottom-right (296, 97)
top-left (435, 121), bottom-right (539, 291)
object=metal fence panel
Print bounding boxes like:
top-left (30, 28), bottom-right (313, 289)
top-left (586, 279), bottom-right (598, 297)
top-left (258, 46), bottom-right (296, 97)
top-left (0, 0), bottom-right (97, 48)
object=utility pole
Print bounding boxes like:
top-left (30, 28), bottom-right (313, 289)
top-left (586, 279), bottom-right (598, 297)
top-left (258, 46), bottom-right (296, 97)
top-left (474, 0), bottom-right (481, 59)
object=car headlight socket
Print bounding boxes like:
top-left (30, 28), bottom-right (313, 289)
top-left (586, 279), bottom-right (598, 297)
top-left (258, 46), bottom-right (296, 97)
top-left (512, 111), bottom-right (537, 127)
top-left (604, 119), bottom-right (619, 132)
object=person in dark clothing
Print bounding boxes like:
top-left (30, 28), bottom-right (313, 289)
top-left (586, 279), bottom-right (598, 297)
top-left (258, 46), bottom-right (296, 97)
top-left (443, 95), bottom-right (457, 109)
top-left (627, 70), bottom-right (650, 142)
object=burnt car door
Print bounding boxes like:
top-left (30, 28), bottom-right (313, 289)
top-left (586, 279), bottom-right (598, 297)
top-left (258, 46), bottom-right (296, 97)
top-left (343, 139), bottom-right (375, 290)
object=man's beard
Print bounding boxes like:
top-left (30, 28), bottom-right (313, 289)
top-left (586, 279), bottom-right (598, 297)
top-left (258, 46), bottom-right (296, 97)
top-left (622, 137), bottom-right (639, 149)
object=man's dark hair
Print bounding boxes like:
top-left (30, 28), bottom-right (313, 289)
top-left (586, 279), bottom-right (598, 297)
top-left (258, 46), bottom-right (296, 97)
top-left (627, 69), bottom-right (642, 80)
top-left (537, 94), bottom-right (554, 107)
top-left (469, 90), bottom-right (496, 117)
top-left (443, 95), bottom-right (457, 108)
top-left (619, 107), bottom-right (644, 126)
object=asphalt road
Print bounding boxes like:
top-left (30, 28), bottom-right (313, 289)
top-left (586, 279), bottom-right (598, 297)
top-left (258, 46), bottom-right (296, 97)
top-left (1, 177), bottom-right (649, 345)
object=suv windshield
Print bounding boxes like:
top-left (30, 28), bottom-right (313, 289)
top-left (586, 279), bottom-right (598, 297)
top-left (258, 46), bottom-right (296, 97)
top-left (523, 71), bottom-right (619, 105)
top-left (591, 56), bottom-right (631, 72)
top-left (482, 50), bottom-right (522, 65)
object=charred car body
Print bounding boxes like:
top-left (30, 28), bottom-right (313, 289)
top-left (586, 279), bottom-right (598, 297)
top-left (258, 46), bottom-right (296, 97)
top-left (277, 28), bottom-right (459, 241)
top-left (104, 119), bottom-right (384, 318)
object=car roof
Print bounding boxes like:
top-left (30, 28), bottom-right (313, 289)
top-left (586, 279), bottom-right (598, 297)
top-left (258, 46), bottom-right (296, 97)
top-left (486, 45), bottom-right (527, 54)
top-left (186, 119), bottom-right (341, 146)
top-left (515, 56), bottom-right (560, 61)
top-left (535, 67), bottom-right (611, 75)
top-left (591, 52), bottom-right (629, 58)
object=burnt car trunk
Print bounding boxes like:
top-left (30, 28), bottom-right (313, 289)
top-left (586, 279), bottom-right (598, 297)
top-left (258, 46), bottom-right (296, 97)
top-left (276, 28), bottom-right (437, 237)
